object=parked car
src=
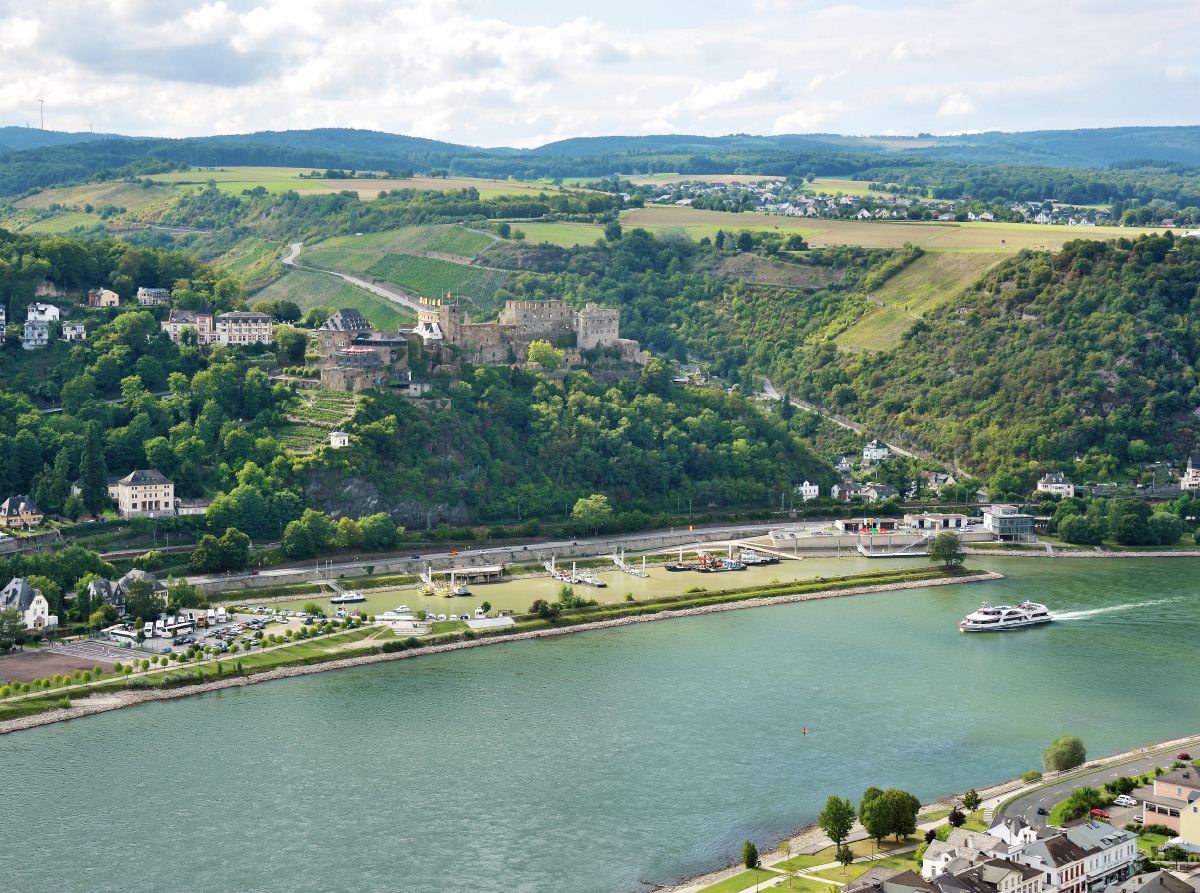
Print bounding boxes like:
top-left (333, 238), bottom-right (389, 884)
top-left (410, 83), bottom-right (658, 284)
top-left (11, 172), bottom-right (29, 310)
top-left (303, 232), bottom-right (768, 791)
top-left (1134, 814), bottom-right (1144, 823)
top-left (1037, 806), bottom-right (1047, 815)
top-left (1114, 795), bottom-right (1137, 808)
top-left (1178, 752), bottom-right (1191, 760)
top-left (249, 569), bottom-right (259, 575)
top-left (1090, 808), bottom-right (1109, 818)
top-left (410, 554), bottom-right (421, 560)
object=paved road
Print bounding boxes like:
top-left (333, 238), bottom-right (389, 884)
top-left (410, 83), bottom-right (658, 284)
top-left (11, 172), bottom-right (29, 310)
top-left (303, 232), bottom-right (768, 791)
top-left (1000, 738), bottom-right (1200, 828)
top-left (183, 520), bottom-right (832, 587)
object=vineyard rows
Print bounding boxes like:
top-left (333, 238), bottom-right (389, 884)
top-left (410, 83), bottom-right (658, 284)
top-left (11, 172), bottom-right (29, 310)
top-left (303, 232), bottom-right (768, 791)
top-left (366, 254), bottom-right (504, 313)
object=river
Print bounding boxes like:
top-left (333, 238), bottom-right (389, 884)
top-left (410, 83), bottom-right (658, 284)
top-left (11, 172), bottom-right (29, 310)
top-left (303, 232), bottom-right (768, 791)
top-left (2, 557), bottom-right (1196, 893)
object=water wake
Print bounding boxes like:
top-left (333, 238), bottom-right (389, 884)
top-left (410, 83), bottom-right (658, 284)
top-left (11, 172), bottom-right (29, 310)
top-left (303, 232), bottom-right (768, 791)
top-left (1052, 597), bottom-right (1181, 621)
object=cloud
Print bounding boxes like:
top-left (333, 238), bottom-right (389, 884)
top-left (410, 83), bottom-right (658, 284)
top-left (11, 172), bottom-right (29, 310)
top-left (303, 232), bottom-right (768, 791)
top-left (0, 0), bottom-right (1196, 145)
top-left (937, 92), bottom-right (977, 117)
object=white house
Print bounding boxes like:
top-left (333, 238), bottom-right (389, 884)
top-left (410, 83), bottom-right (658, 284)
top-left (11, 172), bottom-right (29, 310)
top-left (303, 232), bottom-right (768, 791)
top-left (108, 469), bottom-right (175, 518)
top-left (904, 512), bottom-right (968, 531)
top-left (136, 287), bottom-right (171, 306)
top-left (856, 208), bottom-right (872, 219)
top-left (922, 829), bottom-right (1007, 879)
top-left (0, 577), bottom-right (58, 632)
top-left (22, 320), bottom-right (49, 350)
top-left (1035, 472), bottom-right (1075, 498)
top-left (27, 303), bottom-right (61, 323)
top-left (329, 431), bottom-right (350, 449)
top-left (863, 438), bottom-right (890, 464)
top-left (215, 311), bottom-right (273, 345)
top-left (61, 322), bottom-right (86, 343)
top-left (836, 455), bottom-right (854, 472)
top-left (1180, 455), bottom-right (1200, 491)
top-left (1064, 821), bottom-right (1137, 888)
top-left (979, 211), bottom-right (995, 221)
top-left (1014, 835), bottom-right (1090, 893)
top-left (989, 815), bottom-right (1038, 847)
top-left (795, 480), bottom-right (819, 501)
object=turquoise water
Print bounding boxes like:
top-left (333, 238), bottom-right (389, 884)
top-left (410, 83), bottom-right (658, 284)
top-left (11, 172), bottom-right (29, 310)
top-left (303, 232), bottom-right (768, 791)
top-left (3, 558), bottom-right (1198, 893)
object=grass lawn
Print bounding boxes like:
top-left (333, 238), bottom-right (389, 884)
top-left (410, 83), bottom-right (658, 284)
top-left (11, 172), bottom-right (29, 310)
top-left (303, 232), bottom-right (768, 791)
top-left (698, 868), bottom-right (780, 893)
top-left (776, 837), bottom-right (917, 873)
top-left (1048, 799), bottom-right (1074, 826)
top-left (918, 808), bottom-right (951, 822)
top-left (873, 251), bottom-right (1005, 316)
top-left (773, 876), bottom-right (837, 893)
top-left (1137, 833), bottom-right (1168, 853)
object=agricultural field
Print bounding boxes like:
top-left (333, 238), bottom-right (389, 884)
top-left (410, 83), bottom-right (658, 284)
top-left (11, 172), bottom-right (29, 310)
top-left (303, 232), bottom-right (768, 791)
top-left (619, 205), bottom-right (1163, 250)
top-left (503, 221), bottom-right (607, 247)
top-left (278, 391), bottom-right (357, 451)
top-left (252, 269), bottom-right (414, 330)
top-left (835, 306), bottom-right (917, 352)
top-left (318, 224), bottom-right (494, 257)
top-left (17, 212), bottom-right (103, 234)
top-left (300, 248), bottom-right (380, 274)
top-left (625, 173), bottom-right (786, 187)
top-left (151, 167), bottom-right (583, 199)
top-left (214, 238), bottom-right (288, 291)
top-left (872, 251), bottom-right (1005, 315)
top-left (424, 226), bottom-right (495, 257)
top-left (16, 180), bottom-right (177, 215)
top-left (366, 254), bottom-right (504, 312)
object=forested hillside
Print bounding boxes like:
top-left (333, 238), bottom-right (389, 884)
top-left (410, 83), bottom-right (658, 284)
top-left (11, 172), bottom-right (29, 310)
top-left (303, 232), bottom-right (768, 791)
top-left (0, 228), bottom-right (833, 533)
top-left (481, 226), bottom-right (1200, 489)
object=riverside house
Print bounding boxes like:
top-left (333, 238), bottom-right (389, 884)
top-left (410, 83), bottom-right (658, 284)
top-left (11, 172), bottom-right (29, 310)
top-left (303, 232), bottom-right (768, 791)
top-left (1014, 835), bottom-right (1089, 893)
top-left (1063, 820), bottom-right (1137, 887)
top-left (1132, 767), bottom-right (1200, 833)
top-left (0, 577), bottom-right (57, 632)
top-left (904, 512), bottom-right (968, 532)
top-left (1035, 472), bottom-right (1076, 498)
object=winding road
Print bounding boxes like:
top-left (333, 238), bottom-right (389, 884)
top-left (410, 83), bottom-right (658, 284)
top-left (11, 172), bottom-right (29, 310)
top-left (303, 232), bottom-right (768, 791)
top-left (281, 242), bottom-right (422, 314)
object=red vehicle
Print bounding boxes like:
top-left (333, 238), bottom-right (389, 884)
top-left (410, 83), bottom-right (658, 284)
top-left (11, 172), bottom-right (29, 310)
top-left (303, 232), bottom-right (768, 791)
top-left (1178, 752), bottom-right (1191, 760)
top-left (1090, 808), bottom-right (1109, 818)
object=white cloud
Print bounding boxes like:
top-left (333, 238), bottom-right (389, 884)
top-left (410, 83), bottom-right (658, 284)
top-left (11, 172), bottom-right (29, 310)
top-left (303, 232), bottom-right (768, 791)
top-left (0, 0), bottom-right (1195, 145)
top-left (937, 92), bottom-right (977, 117)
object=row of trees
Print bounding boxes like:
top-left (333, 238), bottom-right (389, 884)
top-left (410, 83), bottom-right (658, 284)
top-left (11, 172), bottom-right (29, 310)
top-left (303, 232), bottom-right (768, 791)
top-left (817, 785), bottom-right (923, 857)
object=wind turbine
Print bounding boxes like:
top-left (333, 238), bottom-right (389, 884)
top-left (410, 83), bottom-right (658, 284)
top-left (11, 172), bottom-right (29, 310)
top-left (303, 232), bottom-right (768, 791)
top-left (38, 95), bottom-right (44, 130)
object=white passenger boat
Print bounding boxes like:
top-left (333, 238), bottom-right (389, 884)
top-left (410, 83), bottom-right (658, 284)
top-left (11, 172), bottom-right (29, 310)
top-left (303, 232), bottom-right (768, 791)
top-left (959, 601), bottom-right (1052, 632)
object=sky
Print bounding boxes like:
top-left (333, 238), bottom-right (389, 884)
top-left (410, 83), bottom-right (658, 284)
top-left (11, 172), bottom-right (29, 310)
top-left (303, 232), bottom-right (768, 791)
top-left (0, 0), bottom-right (1197, 148)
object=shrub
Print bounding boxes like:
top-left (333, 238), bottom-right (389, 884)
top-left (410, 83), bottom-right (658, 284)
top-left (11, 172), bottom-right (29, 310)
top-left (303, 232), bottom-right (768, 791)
top-left (125, 676), bottom-right (153, 690)
top-left (0, 685), bottom-right (9, 698)
top-left (93, 665), bottom-right (102, 675)
top-left (113, 662), bottom-right (123, 674)
top-left (742, 840), bottom-right (759, 869)
top-left (405, 636), bottom-right (420, 648)
top-left (158, 670), bottom-right (203, 689)
top-left (1022, 770), bottom-right (1043, 783)
top-left (382, 639), bottom-right (409, 653)
top-left (1123, 822), bottom-right (1143, 833)
top-left (947, 810), bottom-right (965, 828)
top-left (1146, 823), bottom-right (1173, 837)
top-left (57, 697), bottom-right (71, 708)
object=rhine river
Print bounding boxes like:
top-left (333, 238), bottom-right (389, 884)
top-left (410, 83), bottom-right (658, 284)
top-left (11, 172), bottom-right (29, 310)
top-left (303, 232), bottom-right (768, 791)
top-left (2, 557), bottom-right (1197, 893)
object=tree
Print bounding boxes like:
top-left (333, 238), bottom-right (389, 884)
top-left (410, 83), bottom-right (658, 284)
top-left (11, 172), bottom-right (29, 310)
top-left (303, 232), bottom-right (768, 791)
top-left (79, 421), bottom-right (109, 515)
top-left (571, 494), bottom-right (614, 535)
top-left (1148, 511), bottom-right (1183, 545)
top-left (26, 575), bottom-right (62, 618)
top-left (924, 829), bottom-right (937, 844)
top-left (36, 449), bottom-right (72, 515)
top-left (883, 789), bottom-right (920, 841)
top-left (737, 230), bottom-right (754, 252)
top-left (0, 607), bottom-right (24, 642)
top-left (962, 789), bottom-right (981, 812)
top-left (947, 809), bottom-right (965, 828)
top-left (604, 221), bottom-right (622, 242)
top-left (860, 795), bottom-right (894, 849)
top-left (496, 222), bottom-right (511, 239)
top-left (218, 527), bottom-right (251, 569)
top-left (715, 229), bottom-right (726, 249)
top-left (527, 340), bottom-right (564, 371)
top-left (89, 605), bottom-right (118, 630)
top-left (860, 787), bottom-right (884, 818)
top-left (302, 602), bottom-right (324, 616)
top-left (742, 840), bottom-right (759, 869)
top-left (63, 493), bottom-right (84, 522)
top-left (1162, 844), bottom-right (1188, 863)
top-left (190, 535), bottom-right (224, 573)
top-left (928, 531), bottom-right (965, 568)
top-left (480, 601), bottom-right (491, 615)
top-left (1043, 735), bottom-right (1086, 771)
top-left (836, 845), bottom-right (854, 876)
top-left (124, 579), bottom-right (165, 621)
top-left (360, 513), bottom-right (399, 551)
top-left (818, 796), bottom-right (856, 849)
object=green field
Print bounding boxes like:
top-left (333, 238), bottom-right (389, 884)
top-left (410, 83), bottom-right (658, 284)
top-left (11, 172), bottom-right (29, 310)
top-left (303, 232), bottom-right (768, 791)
top-left (503, 221), bottom-right (607, 247)
top-left (214, 238), bottom-right (288, 291)
top-left (301, 248), bottom-right (380, 274)
top-left (424, 226), bottom-right (495, 256)
top-left (366, 254), bottom-right (504, 312)
top-left (319, 224), bottom-right (495, 257)
top-left (873, 251), bottom-right (1004, 316)
top-left (21, 212), bottom-right (105, 233)
top-left (252, 269), bottom-right (414, 330)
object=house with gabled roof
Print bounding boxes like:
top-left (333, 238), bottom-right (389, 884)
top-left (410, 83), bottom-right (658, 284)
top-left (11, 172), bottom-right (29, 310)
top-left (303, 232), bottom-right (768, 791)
top-left (0, 577), bottom-right (57, 631)
top-left (1014, 835), bottom-right (1090, 893)
top-left (0, 495), bottom-right (43, 528)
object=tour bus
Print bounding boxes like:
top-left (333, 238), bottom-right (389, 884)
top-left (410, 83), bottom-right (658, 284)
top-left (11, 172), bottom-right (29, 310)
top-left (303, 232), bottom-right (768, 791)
top-left (107, 624), bottom-right (138, 646)
top-left (143, 622), bottom-right (155, 639)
